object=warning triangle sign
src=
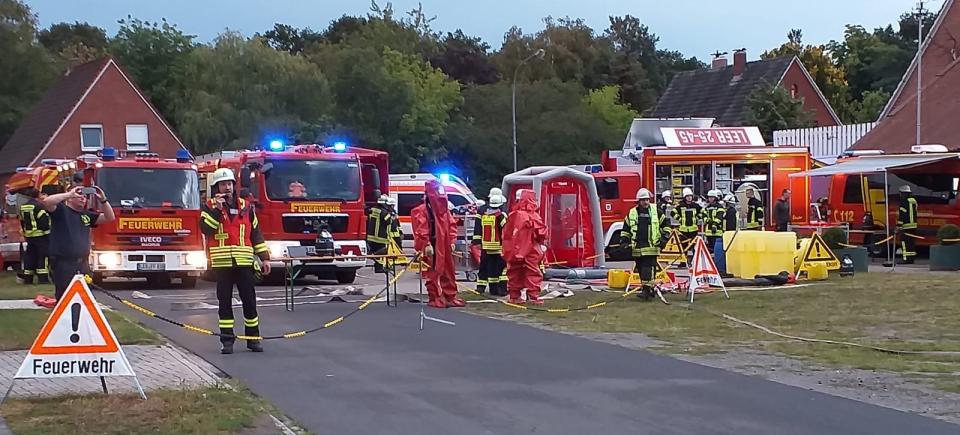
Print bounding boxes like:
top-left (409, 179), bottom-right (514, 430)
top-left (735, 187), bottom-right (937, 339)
top-left (658, 230), bottom-right (685, 262)
top-left (15, 274), bottom-right (136, 379)
top-left (655, 262), bottom-right (676, 292)
top-left (688, 237), bottom-right (729, 302)
top-left (796, 233), bottom-right (840, 274)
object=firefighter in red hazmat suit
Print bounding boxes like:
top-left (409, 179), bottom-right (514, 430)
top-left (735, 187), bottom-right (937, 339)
top-left (412, 179), bottom-right (466, 308)
top-left (503, 189), bottom-right (548, 305)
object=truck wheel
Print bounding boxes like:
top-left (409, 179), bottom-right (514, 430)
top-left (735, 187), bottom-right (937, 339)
top-left (147, 274), bottom-right (172, 288)
top-left (181, 276), bottom-right (198, 289)
top-left (336, 270), bottom-right (357, 284)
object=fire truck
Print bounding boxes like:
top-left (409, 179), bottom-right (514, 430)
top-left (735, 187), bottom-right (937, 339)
top-left (3, 149), bottom-right (206, 287)
top-left (2, 161), bottom-right (71, 271)
top-left (592, 118), bottom-right (811, 250)
top-left (196, 142), bottom-right (389, 284)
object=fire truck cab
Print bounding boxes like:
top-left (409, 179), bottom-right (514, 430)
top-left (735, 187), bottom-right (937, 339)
top-left (596, 118), bottom-right (811, 250)
top-left (83, 148), bottom-right (206, 287)
top-left (197, 143), bottom-right (389, 284)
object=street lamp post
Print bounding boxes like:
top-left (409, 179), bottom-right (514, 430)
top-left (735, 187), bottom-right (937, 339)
top-left (512, 48), bottom-right (545, 172)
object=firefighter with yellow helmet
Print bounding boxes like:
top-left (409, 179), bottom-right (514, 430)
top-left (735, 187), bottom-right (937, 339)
top-left (200, 167), bottom-right (270, 354)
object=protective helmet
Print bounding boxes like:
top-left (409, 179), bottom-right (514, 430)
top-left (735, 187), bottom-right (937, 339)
top-left (682, 187), bottom-right (694, 197)
top-left (488, 194), bottom-right (506, 208)
top-left (899, 185), bottom-right (911, 193)
top-left (723, 194), bottom-right (735, 203)
top-left (210, 168), bottom-right (235, 187)
top-left (661, 190), bottom-right (672, 198)
top-left (476, 199), bottom-right (486, 207)
top-left (489, 187), bottom-right (503, 199)
top-left (635, 188), bottom-right (653, 201)
top-left (378, 194), bottom-right (390, 205)
top-left (386, 196), bottom-right (397, 207)
top-left (707, 189), bottom-right (719, 198)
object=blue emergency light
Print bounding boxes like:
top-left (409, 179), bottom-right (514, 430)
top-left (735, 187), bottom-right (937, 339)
top-left (176, 149), bottom-right (192, 163)
top-left (101, 147), bottom-right (118, 161)
top-left (439, 173), bottom-right (451, 183)
top-left (332, 141), bottom-right (347, 152)
top-left (268, 139), bottom-right (285, 151)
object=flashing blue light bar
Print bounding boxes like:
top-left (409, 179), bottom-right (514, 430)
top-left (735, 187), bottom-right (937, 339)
top-left (176, 149), bottom-right (192, 162)
top-left (101, 147), bottom-right (118, 161)
top-left (332, 141), bottom-right (347, 152)
top-left (268, 140), bottom-right (284, 151)
top-left (439, 173), bottom-right (451, 183)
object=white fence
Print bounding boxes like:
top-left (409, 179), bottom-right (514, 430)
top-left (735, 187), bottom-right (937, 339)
top-left (773, 123), bottom-right (877, 162)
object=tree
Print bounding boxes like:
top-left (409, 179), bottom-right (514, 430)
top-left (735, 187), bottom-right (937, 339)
top-left (582, 85), bottom-right (638, 130)
top-left (110, 17), bottom-right (196, 126)
top-left (745, 82), bottom-right (813, 142)
top-left (763, 29), bottom-right (850, 121)
top-left (830, 24), bottom-right (913, 102)
top-left (258, 23), bottom-right (322, 55)
top-left (430, 30), bottom-right (499, 85)
top-left (0, 0), bottom-right (60, 145)
top-left (38, 21), bottom-right (108, 63)
top-left (851, 89), bottom-right (890, 122)
top-left (173, 33), bottom-right (332, 153)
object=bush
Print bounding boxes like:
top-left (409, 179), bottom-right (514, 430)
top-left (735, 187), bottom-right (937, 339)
top-left (936, 224), bottom-right (960, 245)
top-left (821, 227), bottom-right (847, 250)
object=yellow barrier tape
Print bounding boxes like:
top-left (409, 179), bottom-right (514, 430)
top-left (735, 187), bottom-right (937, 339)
top-left (587, 302), bottom-right (607, 309)
top-left (182, 324), bottom-right (214, 335)
top-left (357, 298), bottom-right (376, 310)
top-left (324, 316), bottom-right (345, 328)
top-left (903, 232), bottom-right (925, 239)
top-left (873, 235), bottom-right (894, 245)
top-left (943, 238), bottom-right (960, 243)
top-left (547, 308), bottom-right (570, 313)
top-left (122, 300), bottom-right (156, 317)
top-left (237, 334), bottom-right (262, 341)
top-left (502, 302), bottom-right (528, 310)
top-left (283, 331), bottom-right (307, 339)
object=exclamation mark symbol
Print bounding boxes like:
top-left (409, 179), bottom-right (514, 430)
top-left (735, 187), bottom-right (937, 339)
top-left (70, 303), bottom-right (81, 343)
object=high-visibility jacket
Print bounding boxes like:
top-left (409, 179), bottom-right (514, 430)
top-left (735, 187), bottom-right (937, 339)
top-left (672, 202), bottom-right (701, 233)
top-left (366, 205), bottom-right (393, 245)
top-left (200, 197), bottom-right (268, 268)
top-left (897, 196), bottom-right (918, 230)
top-left (387, 211), bottom-right (402, 243)
top-left (19, 199), bottom-right (51, 238)
top-left (621, 204), bottom-right (661, 257)
top-left (745, 198), bottom-right (764, 229)
top-left (703, 203), bottom-right (725, 237)
top-left (658, 201), bottom-right (674, 229)
top-left (472, 210), bottom-right (506, 253)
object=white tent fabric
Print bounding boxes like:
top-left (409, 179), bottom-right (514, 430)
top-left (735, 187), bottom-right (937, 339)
top-left (788, 154), bottom-right (958, 177)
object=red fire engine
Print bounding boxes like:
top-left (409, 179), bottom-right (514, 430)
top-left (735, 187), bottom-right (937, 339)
top-left (2, 162), bottom-right (69, 270)
top-left (196, 142), bottom-right (389, 284)
top-left (591, 119), bottom-right (811, 250)
top-left (3, 149), bottom-right (206, 287)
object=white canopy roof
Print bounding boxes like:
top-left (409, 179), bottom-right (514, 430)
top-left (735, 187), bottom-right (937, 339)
top-left (788, 154), bottom-right (960, 178)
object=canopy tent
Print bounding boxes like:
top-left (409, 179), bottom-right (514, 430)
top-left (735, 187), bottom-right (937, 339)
top-left (788, 153), bottom-right (960, 268)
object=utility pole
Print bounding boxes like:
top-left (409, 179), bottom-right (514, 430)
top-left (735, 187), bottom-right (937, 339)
top-left (916, 0), bottom-right (926, 146)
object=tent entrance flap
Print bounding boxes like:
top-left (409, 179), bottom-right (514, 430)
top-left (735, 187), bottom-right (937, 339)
top-left (789, 154), bottom-right (958, 178)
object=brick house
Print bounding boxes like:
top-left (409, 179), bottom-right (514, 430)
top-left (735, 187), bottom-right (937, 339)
top-left (0, 57), bottom-right (187, 185)
top-left (649, 50), bottom-right (841, 130)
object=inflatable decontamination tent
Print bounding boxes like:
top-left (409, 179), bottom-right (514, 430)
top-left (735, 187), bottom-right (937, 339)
top-left (502, 167), bottom-right (604, 268)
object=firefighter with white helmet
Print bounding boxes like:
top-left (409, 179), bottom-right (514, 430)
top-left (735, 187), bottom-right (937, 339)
top-left (472, 190), bottom-right (508, 295)
top-left (366, 194), bottom-right (396, 273)
top-left (658, 189), bottom-right (675, 235)
top-left (722, 193), bottom-right (739, 233)
top-left (703, 189), bottom-right (724, 251)
top-left (201, 167), bottom-right (270, 354)
top-left (744, 186), bottom-right (764, 230)
top-left (385, 196), bottom-right (402, 248)
top-left (672, 187), bottom-right (702, 257)
top-left (620, 188), bottom-right (660, 301)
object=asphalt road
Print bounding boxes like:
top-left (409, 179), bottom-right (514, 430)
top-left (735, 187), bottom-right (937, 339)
top-left (104, 273), bottom-right (958, 435)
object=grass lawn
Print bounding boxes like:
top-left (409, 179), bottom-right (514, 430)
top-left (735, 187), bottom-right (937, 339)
top-left (0, 384), bottom-right (275, 435)
top-left (0, 309), bottom-right (161, 350)
top-left (0, 272), bottom-right (53, 300)
top-left (467, 272), bottom-right (960, 391)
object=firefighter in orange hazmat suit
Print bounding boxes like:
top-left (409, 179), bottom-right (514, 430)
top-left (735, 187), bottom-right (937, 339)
top-left (503, 189), bottom-right (548, 305)
top-left (412, 179), bottom-right (465, 308)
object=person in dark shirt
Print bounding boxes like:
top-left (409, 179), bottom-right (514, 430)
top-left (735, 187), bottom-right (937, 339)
top-left (774, 189), bottom-right (791, 231)
top-left (41, 186), bottom-right (115, 299)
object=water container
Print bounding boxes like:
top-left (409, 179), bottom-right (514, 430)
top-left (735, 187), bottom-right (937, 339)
top-left (806, 262), bottom-right (828, 280)
top-left (607, 269), bottom-right (631, 289)
top-left (722, 231), bottom-right (797, 278)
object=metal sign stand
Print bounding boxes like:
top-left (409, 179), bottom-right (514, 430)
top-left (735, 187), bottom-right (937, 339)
top-left (418, 259), bottom-right (455, 330)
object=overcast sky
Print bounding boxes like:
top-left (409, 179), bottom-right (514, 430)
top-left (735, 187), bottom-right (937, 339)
top-left (25, 0), bottom-right (943, 61)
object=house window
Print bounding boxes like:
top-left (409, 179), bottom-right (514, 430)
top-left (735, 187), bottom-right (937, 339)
top-left (790, 84), bottom-right (799, 98)
top-left (125, 124), bottom-right (149, 151)
top-left (80, 124), bottom-right (103, 151)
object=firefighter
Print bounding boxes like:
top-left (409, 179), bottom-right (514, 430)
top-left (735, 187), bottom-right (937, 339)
top-left (472, 191), bottom-right (507, 295)
top-left (17, 188), bottom-right (51, 284)
top-left (503, 189), bottom-right (547, 305)
top-left (897, 185), bottom-right (918, 264)
top-left (200, 168), bottom-right (270, 354)
top-left (658, 190), bottom-right (675, 232)
top-left (620, 188), bottom-right (660, 301)
top-left (412, 179), bottom-right (464, 308)
top-left (386, 196), bottom-right (403, 249)
top-left (365, 194), bottom-right (394, 273)
top-left (723, 193), bottom-right (739, 233)
top-left (476, 187), bottom-right (502, 214)
top-left (703, 190), bottom-right (724, 252)
top-left (744, 187), bottom-right (765, 230)
top-left (671, 187), bottom-right (702, 249)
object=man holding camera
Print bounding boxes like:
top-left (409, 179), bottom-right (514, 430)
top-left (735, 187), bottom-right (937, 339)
top-left (200, 168), bottom-right (270, 354)
top-left (40, 185), bottom-right (115, 300)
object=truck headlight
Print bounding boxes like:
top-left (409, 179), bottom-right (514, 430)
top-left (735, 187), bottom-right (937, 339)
top-left (98, 253), bottom-right (121, 267)
top-left (185, 252), bottom-right (206, 266)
